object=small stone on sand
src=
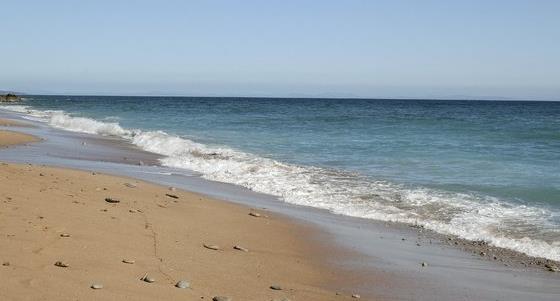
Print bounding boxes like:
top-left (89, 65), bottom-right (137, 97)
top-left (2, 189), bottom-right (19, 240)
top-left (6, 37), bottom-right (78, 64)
top-left (122, 259), bottom-right (135, 264)
top-left (270, 285), bottom-right (283, 290)
top-left (545, 263), bottom-right (559, 272)
top-left (124, 183), bottom-right (137, 188)
top-left (203, 244), bottom-right (220, 251)
top-left (165, 193), bottom-right (179, 199)
top-left (248, 212), bottom-right (261, 217)
top-left (54, 261), bottom-right (69, 268)
top-left (421, 262), bottom-right (428, 267)
top-left (175, 280), bottom-right (190, 289)
top-left (233, 245), bottom-right (249, 252)
top-left (2, 262), bottom-right (10, 266)
top-left (60, 233), bottom-right (71, 237)
top-left (91, 283), bottom-right (103, 289)
top-left (212, 296), bottom-right (232, 301)
top-left (141, 274), bottom-right (155, 283)
top-left (105, 197), bottom-right (120, 203)
top-left (352, 294), bottom-right (361, 298)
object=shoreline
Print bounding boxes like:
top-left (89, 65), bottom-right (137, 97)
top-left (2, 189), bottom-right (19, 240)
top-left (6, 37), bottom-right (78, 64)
top-left (2, 115), bottom-right (558, 272)
top-left (0, 118), bottom-right (41, 147)
top-left (0, 118), bottom-right (35, 128)
top-left (0, 120), bottom-right (369, 300)
top-left (1, 112), bottom-right (559, 300)
top-left (0, 130), bottom-right (40, 148)
top-left (0, 162), bottom-right (364, 300)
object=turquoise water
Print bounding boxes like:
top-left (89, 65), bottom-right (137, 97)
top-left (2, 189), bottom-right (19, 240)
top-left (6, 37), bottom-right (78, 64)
top-left (2, 96), bottom-right (560, 260)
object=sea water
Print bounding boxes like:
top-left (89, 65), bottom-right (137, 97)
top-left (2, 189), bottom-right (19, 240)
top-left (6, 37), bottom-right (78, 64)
top-left (2, 96), bottom-right (559, 260)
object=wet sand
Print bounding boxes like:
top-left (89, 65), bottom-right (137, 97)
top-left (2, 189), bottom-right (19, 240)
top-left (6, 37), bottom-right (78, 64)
top-left (0, 118), bottom-right (34, 127)
top-left (0, 130), bottom-right (40, 148)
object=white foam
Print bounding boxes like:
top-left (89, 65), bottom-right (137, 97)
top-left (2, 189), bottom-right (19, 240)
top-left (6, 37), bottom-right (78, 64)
top-left (2, 104), bottom-right (559, 261)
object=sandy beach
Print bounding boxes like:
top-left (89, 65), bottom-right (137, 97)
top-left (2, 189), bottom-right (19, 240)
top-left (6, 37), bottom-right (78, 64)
top-left (0, 123), bottom-right (361, 301)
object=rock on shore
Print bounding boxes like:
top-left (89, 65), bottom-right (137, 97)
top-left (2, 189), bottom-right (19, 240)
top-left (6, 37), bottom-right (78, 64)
top-left (0, 93), bottom-right (21, 102)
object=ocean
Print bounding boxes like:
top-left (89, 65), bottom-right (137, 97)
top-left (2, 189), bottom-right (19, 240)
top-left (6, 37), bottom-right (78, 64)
top-left (2, 96), bottom-right (559, 260)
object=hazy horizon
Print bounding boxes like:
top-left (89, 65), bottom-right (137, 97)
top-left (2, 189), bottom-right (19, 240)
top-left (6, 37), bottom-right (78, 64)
top-left (3, 91), bottom-right (558, 102)
top-left (2, 1), bottom-right (559, 101)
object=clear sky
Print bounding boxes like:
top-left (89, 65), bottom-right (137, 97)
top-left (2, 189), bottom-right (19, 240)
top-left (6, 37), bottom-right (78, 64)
top-left (1, 0), bottom-right (559, 100)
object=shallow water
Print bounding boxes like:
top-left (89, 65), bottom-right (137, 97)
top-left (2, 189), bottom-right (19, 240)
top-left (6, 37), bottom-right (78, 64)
top-left (2, 96), bottom-right (559, 260)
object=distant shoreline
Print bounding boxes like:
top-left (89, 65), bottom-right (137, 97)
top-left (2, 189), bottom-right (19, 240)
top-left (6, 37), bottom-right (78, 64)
top-left (10, 93), bottom-right (560, 102)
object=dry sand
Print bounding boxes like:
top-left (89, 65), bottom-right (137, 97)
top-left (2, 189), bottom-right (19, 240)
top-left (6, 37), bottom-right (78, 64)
top-left (0, 159), bottom-right (363, 300)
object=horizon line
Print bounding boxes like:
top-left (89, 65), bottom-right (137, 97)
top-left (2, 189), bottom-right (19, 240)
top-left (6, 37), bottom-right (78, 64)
top-left (13, 92), bottom-right (560, 103)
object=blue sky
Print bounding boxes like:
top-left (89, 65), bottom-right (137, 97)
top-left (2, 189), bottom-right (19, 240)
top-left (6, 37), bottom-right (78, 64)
top-left (1, 0), bottom-right (559, 99)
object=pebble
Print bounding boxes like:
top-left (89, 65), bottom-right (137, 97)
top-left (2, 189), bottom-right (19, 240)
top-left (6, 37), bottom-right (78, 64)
top-left (212, 296), bottom-right (232, 301)
top-left (421, 262), bottom-right (428, 267)
top-left (248, 212), bottom-right (261, 217)
top-left (122, 259), bottom-right (135, 264)
top-left (141, 274), bottom-right (155, 283)
top-left (270, 285), bottom-right (283, 290)
top-left (545, 263), bottom-right (559, 272)
top-left (165, 193), bottom-right (179, 199)
top-left (175, 280), bottom-right (190, 289)
top-left (54, 261), bottom-right (69, 268)
top-left (352, 294), bottom-right (361, 299)
top-left (124, 183), bottom-right (137, 188)
top-left (2, 262), bottom-right (10, 266)
top-left (60, 233), bottom-right (71, 238)
top-left (233, 245), bottom-right (249, 252)
top-left (203, 244), bottom-right (221, 251)
top-left (105, 197), bottom-right (120, 203)
top-left (91, 283), bottom-right (103, 289)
